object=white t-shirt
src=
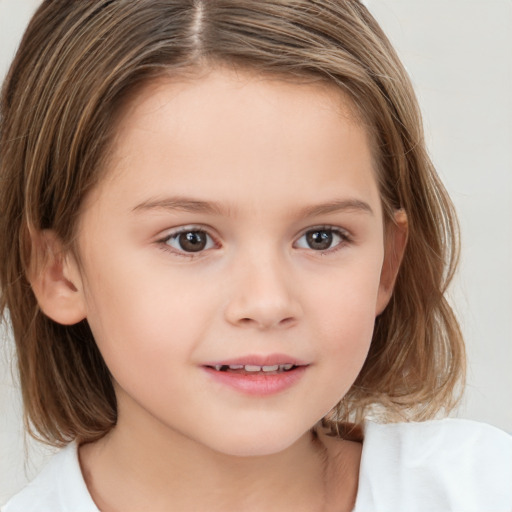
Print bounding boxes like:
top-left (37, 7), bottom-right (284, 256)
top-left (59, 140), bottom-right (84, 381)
top-left (2, 419), bottom-right (511, 512)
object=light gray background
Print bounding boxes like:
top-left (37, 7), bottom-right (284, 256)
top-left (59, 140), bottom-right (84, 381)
top-left (1, 0), bottom-right (511, 504)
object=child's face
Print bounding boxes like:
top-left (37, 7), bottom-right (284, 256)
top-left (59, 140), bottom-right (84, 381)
top-left (70, 69), bottom-right (398, 456)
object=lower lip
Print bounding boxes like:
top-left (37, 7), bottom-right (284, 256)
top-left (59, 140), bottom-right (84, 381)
top-left (203, 366), bottom-right (307, 396)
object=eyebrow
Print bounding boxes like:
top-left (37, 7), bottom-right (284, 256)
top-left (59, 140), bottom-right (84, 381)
top-left (298, 199), bottom-right (374, 217)
top-left (132, 196), bottom-right (374, 217)
top-left (132, 197), bottom-right (225, 215)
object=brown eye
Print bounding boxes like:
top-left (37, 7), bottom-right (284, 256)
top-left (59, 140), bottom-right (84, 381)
top-left (294, 228), bottom-right (347, 252)
top-left (165, 230), bottom-right (214, 253)
top-left (179, 231), bottom-right (207, 252)
top-left (306, 230), bottom-right (333, 250)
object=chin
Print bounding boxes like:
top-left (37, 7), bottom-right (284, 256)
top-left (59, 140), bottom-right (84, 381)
top-left (205, 424), bottom-right (309, 458)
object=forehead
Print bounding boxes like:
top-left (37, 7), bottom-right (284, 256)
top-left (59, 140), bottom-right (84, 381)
top-left (120, 66), bottom-right (360, 121)
top-left (85, 67), bottom-right (380, 219)
top-left (110, 67), bottom-right (365, 156)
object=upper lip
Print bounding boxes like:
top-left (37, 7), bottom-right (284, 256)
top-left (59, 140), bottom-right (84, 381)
top-left (203, 354), bottom-right (309, 367)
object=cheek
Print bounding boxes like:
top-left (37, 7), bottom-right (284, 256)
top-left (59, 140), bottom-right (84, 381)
top-left (80, 258), bottom-right (217, 373)
top-left (83, 289), bottom-right (189, 403)
top-left (80, 266), bottom-right (168, 361)
top-left (306, 254), bottom-right (383, 368)
top-left (310, 255), bottom-right (383, 326)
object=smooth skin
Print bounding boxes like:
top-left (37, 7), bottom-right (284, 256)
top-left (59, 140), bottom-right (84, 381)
top-left (31, 67), bottom-right (407, 512)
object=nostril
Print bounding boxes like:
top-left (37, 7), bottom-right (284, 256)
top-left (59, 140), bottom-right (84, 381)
top-left (224, 293), bottom-right (302, 329)
top-left (279, 317), bottom-right (295, 326)
top-left (236, 316), bottom-right (296, 329)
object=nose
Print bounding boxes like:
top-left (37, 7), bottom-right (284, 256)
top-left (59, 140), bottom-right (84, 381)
top-left (224, 252), bottom-right (302, 330)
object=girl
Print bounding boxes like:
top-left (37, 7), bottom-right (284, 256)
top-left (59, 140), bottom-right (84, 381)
top-left (0, 1), bottom-right (510, 511)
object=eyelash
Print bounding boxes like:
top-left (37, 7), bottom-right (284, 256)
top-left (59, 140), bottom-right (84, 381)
top-left (157, 226), bottom-right (219, 259)
top-left (156, 225), bottom-right (352, 258)
top-left (294, 226), bottom-right (352, 255)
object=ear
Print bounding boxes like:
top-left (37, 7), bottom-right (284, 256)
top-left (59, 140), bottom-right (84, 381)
top-left (28, 230), bottom-right (87, 325)
top-left (375, 209), bottom-right (408, 316)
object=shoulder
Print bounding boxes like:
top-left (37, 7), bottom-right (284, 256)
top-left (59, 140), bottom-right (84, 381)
top-left (1, 443), bottom-right (99, 512)
top-left (354, 418), bottom-right (512, 512)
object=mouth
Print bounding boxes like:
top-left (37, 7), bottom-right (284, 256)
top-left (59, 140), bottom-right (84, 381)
top-left (206, 363), bottom-right (300, 375)
top-left (202, 356), bottom-right (308, 395)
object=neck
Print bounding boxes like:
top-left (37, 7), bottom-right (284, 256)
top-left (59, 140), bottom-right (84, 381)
top-left (79, 403), bottom-right (360, 512)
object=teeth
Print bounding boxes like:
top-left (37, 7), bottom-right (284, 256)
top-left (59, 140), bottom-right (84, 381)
top-left (244, 365), bottom-right (261, 372)
top-left (211, 364), bottom-right (296, 372)
top-left (245, 365), bottom-right (287, 372)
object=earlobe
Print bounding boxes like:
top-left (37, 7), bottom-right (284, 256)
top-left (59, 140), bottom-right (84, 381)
top-left (376, 209), bottom-right (408, 316)
top-left (28, 230), bottom-right (87, 325)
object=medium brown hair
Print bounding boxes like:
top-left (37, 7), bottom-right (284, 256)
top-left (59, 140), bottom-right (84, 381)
top-left (0, 0), bottom-right (464, 446)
